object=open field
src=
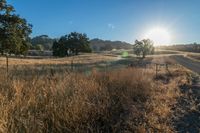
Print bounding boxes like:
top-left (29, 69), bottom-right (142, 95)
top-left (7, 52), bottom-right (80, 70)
top-left (154, 49), bottom-right (181, 55)
top-left (0, 59), bottom-right (193, 132)
top-left (0, 52), bottom-right (199, 132)
top-left (0, 53), bottom-right (118, 65)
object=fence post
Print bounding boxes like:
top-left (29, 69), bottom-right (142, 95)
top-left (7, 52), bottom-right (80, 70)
top-left (71, 60), bottom-right (73, 71)
top-left (6, 55), bottom-right (8, 80)
top-left (166, 64), bottom-right (171, 75)
top-left (156, 64), bottom-right (158, 78)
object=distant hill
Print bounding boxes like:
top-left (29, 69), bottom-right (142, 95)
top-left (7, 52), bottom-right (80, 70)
top-left (29, 36), bottom-right (132, 51)
top-left (30, 35), bottom-right (56, 50)
top-left (90, 38), bottom-right (132, 51)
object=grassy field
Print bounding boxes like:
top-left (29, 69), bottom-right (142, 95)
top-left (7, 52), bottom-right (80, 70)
top-left (0, 53), bottom-right (117, 65)
top-left (0, 52), bottom-right (196, 132)
top-left (154, 49), bottom-right (180, 55)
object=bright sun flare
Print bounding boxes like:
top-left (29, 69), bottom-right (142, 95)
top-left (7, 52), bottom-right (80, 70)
top-left (144, 27), bottom-right (171, 46)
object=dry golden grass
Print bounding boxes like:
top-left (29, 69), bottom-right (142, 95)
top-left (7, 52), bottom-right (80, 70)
top-left (154, 49), bottom-right (180, 55)
top-left (143, 66), bottom-right (191, 132)
top-left (0, 53), bottom-right (117, 66)
top-left (151, 56), bottom-right (177, 64)
top-left (0, 60), bottom-right (191, 132)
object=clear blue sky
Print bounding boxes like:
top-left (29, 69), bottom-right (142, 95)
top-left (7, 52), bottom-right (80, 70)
top-left (7, 0), bottom-right (200, 44)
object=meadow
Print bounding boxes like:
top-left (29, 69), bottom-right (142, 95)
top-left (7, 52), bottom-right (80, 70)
top-left (1, 0), bottom-right (200, 132)
top-left (0, 53), bottom-right (194, 132)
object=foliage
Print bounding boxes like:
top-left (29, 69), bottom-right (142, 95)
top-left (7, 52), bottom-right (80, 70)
top-left (52, 32), bottom-right (92, 57)
top-left (52, 40), bottom-right (66, 57)
top-left (133, 39), bottom-right (155, 58)
top-left (0, 0), bottom-right (32, 55)
top-left (35, 44), bottom-right (44, 51)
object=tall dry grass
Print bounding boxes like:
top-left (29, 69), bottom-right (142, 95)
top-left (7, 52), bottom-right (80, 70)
top-left (0, 65), bottom-right (190, 132)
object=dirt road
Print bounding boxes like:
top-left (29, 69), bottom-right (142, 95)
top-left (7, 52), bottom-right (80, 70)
top-left (171, 55), bottom-right (200, 74)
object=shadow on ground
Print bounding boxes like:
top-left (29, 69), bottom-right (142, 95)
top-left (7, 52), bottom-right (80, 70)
top-left (172, 75), bottom-right (200, 133)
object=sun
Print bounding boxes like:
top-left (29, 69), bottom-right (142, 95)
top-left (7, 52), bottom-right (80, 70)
top-left (144, 27), bottom-right (171, 46)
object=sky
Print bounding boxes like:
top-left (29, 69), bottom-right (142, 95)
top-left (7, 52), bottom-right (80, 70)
top-left (7, 0), bottom-right (200, 44)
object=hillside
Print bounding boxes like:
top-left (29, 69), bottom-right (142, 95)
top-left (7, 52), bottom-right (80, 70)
top-left (30, 35), bottom-right (56, 50)
top-left (29, 36), bottom-right (132, 51)
top-left (90, 38), bottom-right (132, 51)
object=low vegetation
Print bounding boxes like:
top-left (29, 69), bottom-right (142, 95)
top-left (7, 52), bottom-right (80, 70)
top-left (0, 62), bottom-right (191, 132)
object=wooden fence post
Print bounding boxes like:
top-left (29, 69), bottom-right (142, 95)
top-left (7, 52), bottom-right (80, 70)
top-left (71, 60), bottom-right (73, 71)
top-left (6, 55), bottom-right (8, 80)
top-left (156, 64), bottom-right (158, 78)
top-left (166, 64), bottom-right (171, 75)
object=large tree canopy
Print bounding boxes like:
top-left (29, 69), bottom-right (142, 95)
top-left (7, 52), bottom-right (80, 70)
top-left (0, 0), bottom-right (32, 55)
top-left (133, 39), bottom-right (155, 58)
top-left (52, 32), bottom-right (92, 57)
top-left (67, 32), bottom-right (91, 55)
